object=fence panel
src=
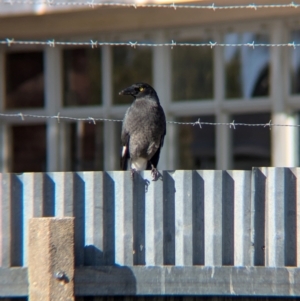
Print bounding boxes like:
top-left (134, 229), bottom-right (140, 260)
top-left (1, 168), bottom-right (300, 298)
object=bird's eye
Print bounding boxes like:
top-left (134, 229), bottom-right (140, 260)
top-left (139, 87), bottom-right (144, 92)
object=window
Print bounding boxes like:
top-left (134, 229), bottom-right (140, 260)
top-left (177, 116), bottom-right (216, 169)
top-left (290, 30), bottom-right (300, 94)
top-left (232, 113), bottom-right (271, 170)
top-left (69, 122), bottom-right (104, 171)
top-left (63, 48), bottom-right (102, 106)
top-left (5, 51), bottom-right (44, 109)
top-left (113, 46), bottom-right (152, 105)
top-left (224, 33), bottom-right (270, 99)
top-left (172, 40), bottom-right (213, 101)
top-left (12, 124), bottom-right (46, 172)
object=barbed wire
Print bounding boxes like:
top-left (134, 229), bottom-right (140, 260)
top-left (0, 112), bottom-right (298, 130)
top-left (2, 39), bottom-right (300, 48)
top-left (0, 0), bottom-right (300, 10)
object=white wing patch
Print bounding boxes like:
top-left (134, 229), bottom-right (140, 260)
top-left (122, 146), bottom-right (127, 157)
top-left (131, 157), bottom-right (147, 171)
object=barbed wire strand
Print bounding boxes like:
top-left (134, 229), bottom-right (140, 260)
top-left (1, 112), bottom-right (299, 129)
top-left (2, 39), bottom-right (300, 48)
top-left (0, 0), bottom-right (300, 10)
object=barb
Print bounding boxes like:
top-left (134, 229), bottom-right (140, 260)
top-left (247, 41), bottom-right (255, 49)
top-left (6, 38), bottom-right (14, 46)
top-left (193, 118), bottom-right (202, 129)
top-left (248, 3), bottom-right (257, 10)
top-left (0, 0), bottom-right (299, 10)
top-left (209, 41), bottom-right (217, 48)
top-left (230, 120), bottom-right (236, 129)
top-left (48, 39), bottom-right (55, 47)
top-left (129, 41), bottom-right (137, 48)
top-left (210, 3), bottom-right (216, 11)
top-left (1, 112), bottom-right (298, 129)
top-left (18, 112), bottom-right (24, 121)
top-left (171, 40), bottom-right (176, 49)
top-left (264, 120), bottom-right (272, 130)
top-left (88, 116), bottom-right (96, 124)
top-left (90, 40), bottom-right (97, 48)
top-left (1, 39), bottom-right (300, 48)
top-left (289, 41), bottom-right (296, 49)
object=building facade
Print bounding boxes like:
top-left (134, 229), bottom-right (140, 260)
top-left (0, 0), bottom-right (299, 172)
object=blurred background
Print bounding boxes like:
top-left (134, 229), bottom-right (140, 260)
top-left (0, 0), bottom-right (299, 172)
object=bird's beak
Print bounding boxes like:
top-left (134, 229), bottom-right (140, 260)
top-left (119, 86), bottom-right (134, 96)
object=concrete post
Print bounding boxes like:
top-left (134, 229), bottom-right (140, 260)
top-left (28, 218), bottom-right (75, 301)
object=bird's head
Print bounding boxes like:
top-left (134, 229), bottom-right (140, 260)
top-left (119, 83), bottom-right (158, 100)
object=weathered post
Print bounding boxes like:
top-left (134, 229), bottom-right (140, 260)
top-left (28, 217), bottom-right (75, 301)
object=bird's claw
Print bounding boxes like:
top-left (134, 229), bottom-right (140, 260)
top-left (151, 167), bottom-right (160, 181)
top-left (130, 168), bottom-right (136, 179)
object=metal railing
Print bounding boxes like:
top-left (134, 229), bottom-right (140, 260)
top-left (0, 168), bottom-right (299, 297)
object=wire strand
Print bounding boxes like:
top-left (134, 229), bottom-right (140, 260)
top-left (0, 112), bottom-right (299, 129)
top-left (1, 39), bottom-right (300, 48)
top-left (0, 0), bottom-right (299, 10)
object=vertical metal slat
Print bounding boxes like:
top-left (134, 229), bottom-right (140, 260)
top-left (23, 173), bottom-right (44, 266)
top-left (292, 168), bottom-right (300, 267)
top-left (84, 171), bottom-right (104, 266)
top-left (145, 171), bottom-right (164, 266)
top-left (264, 167), bottom-right (285, 267)
top-left (51, 172), bottom-right (74, 217)
top-left (204, 170), bottom-right (223, 266)
top-left (174, 170), bottom-right (193, 266)
top-left (230, 170), bottom-right (252, 266)
top-left (0, 174), bottom-right (11, 267)
top-left (113, 171), bottom-right (134, 266)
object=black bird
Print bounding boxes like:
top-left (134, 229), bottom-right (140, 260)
top-left (119, 83), bottom-right (166, 180)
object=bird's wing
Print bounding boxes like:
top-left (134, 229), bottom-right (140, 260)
top-left (147, 130), bottom-right (166, 170)
top-left (146, 146), bottom-right (161, 170)
top-left (160, 127), bottom-right (166, 147)
top-left (120, 107), bottom-right (132, 170)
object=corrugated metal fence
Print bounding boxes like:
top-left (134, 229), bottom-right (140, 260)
top-left (0, 168), bottom-right (300, 298)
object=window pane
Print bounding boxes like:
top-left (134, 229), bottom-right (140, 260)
top-left (177, 116), bottom-right (215, 169)
top-left (225, 33), bottom-right (270, 99)
top-left (69, 122), bottom-right (104, 171)
top-left (5, 51), bottom-right (44, 109)
top-left (113, 46), bottom-right (152, 105)
top-left (232, 113), bottom-right (271, 169)
top-left (63, 48), bottom-right (102, 106)
top-left (172, 41), bottom-right (213, 101)
top-left (12, 124), bottom-right (46, 172)
top-left (291, 30), bottom-right (300, 94)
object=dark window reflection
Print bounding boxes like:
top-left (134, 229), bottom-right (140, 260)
top-left (171, 40), bottom-right (213, 101)
top-left (172, 40), bottom-right (213, 101)
top-left (291, 30), bottom-right (300, 94)
top-left (232, 113), bottom-right (271, 169)
top-left (177, 116), bottom-right (215, 169)
top-left (12, 124), bottom-right (46, 172)
top-left (5, 51), bottom-right (44, 109)
top-left (113, 46), bottom-right (152, 105)
top-left (63, 48), bottom-right (102, 106)
top-left (70, 122), bottom-right (103, 171)
top-left (225, 33), bottom-right (270, 99)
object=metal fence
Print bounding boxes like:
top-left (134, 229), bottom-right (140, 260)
top-left (0, 168), bottom-right (300, 298)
